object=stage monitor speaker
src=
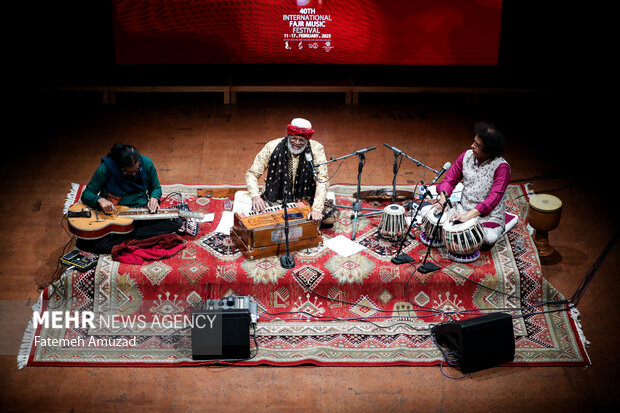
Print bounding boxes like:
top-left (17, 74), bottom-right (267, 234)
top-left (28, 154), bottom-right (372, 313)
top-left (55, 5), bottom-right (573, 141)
top-left (431, 312), bottom-right (515, 373)
top-left (191, 309), bottom-right (251, 360)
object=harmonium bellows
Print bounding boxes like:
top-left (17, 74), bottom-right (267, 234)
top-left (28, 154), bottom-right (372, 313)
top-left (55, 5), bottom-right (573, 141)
top-left (230, 201), bottom-right (323, 259)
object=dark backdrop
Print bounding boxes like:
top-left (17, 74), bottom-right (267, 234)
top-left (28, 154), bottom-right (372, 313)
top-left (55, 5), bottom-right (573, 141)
top-left (26, 0), bottom-right (587, 90)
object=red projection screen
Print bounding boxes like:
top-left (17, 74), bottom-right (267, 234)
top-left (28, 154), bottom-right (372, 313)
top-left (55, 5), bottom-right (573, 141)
top-left (113, 0), bottom-right (503, 65)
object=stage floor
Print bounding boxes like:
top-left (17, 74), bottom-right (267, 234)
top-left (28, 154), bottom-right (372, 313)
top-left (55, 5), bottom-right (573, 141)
top-left (0, 93), bottom-right (616, 411)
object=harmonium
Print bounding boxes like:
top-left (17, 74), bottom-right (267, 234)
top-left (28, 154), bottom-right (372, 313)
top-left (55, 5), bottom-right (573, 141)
top-left (230, 200), bottom-right (323, 260)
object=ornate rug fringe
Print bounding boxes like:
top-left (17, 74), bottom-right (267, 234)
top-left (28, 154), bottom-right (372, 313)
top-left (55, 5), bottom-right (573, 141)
top-left (18, 266), bottom-right (75, 369)
top-left (570, 307), bottom-right (591, 365)
top-left (62, 182), bottom-right (80, 214)
top-left (17, 294), bottom-right (43, 369)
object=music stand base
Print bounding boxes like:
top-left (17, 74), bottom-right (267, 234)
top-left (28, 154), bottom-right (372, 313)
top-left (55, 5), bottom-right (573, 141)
top-left (280, 254), bottom-right (295, 269)
top-left (391, 254), bottom-right (415, 265)
top-left (418, 261), bottom-right (441, 274)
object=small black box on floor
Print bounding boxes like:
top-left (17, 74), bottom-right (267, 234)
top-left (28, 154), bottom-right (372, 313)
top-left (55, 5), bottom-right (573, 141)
top-left (431, 312), bottom-right (515, 373)
top-left (191, 309), bottom-right (251, 360)
top-left (61, 249), bottom-right (97, 272)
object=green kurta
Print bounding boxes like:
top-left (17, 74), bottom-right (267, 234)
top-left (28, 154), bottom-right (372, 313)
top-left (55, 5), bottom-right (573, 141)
top-left (81, 155), bottom-right (163, 208)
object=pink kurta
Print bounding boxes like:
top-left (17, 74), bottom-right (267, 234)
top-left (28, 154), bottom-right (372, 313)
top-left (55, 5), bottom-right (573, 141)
top-left (437, 150), bottom-right (510, 229)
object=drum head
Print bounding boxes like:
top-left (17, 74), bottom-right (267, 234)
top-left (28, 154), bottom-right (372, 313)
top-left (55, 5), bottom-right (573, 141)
top-left (529, 194), bottom-right (562, 213)
top-left (442, 218), bottom-right (483, 263)
top-left (383, 204), bottom-right (405, 215)
top-left (421, 206), bottom-right (448, 225)
top-left (442, 218), bottom-right (477, 232)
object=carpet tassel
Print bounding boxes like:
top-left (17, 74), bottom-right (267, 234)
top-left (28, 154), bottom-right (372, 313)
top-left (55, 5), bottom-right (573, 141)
top-left (570, 307), bottom-right (591, 366)
top-left (62, 182), bottom-right (80, 214)
top-left (17, 295), bottom-right (43, 369)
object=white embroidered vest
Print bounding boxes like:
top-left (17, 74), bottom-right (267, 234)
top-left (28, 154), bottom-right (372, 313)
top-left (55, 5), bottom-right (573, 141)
top-left (459, 150), bottom-right (508, 228)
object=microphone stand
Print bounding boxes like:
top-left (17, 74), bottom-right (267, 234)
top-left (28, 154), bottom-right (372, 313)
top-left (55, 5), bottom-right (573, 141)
top-left (391, 184), bottom-right (432, 265)
top-left (313, 147), bottom-right (377, 169)
top-left (383, 143), bottom-right (445, 204)
top-left (350, 152), bottom-right (366, 241)
top-left (383, 144), bottom-right (440, 176)
top-left (383, 143), bottom-right (408, 205)
top-left (315, 147), bottom-right (380, 240)
top-left (417, 198), bottom-right (450, 274)
top-left (390, 150), bottom-right (401, 204)
top-left (279, 194), bottom-right (295, 269)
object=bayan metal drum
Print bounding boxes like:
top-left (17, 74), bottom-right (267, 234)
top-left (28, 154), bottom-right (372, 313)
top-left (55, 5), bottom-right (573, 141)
top-left (443, 218), bottom-right (484, 263)
top-left (420, 206), bottom-right (448, 247)
top-left (379, 204), bottom-right (407, 241)
top-left (527, 194), bottom-right (562, 257)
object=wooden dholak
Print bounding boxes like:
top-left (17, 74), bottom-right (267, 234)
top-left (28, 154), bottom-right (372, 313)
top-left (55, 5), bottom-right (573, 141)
top-left (527, 194), bottom-right (562, 257)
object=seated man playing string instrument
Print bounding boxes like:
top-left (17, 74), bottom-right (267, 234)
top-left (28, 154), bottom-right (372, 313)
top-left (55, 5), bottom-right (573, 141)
top-left (435, 122), bottom-right (511, 248)
top-left (76, 143), bottom-right (182, 254)
top-left (245, 118), bottom-right (335, 226)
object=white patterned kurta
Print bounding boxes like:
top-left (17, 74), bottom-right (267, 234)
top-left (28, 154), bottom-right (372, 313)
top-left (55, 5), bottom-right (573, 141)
top-left (457, 149), bottom-right (509, 229)
top-left (245, 138), bottom-right (329, 213)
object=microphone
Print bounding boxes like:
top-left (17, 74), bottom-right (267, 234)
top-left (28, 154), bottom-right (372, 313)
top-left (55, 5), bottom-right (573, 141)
top-left (383, 143), bottom-right (403, 155)
top-left (354, 146), bottom-right (377, 155)
top-left (304, 151), bottom-right (318, 178)
top-left (441, 191), bottom-right (453, 208)
top-left (429, 162), bottom-right (451, 186)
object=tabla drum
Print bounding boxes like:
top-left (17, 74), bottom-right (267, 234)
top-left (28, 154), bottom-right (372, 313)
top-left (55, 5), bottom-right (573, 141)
top-left (379, 204), bottom-right (406, 241)
top-left (442, 218), bottom-right (484, 263)
top-left (527, 194), bottom-right (562, 257)
top-left (419, 207), bottom-right (448, 247)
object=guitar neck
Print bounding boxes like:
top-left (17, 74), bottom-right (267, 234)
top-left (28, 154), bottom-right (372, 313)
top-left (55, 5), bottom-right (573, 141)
top-left (119, 208), bottom-right (180, 220)
top-left (119, 208), bottom-right (203, 221)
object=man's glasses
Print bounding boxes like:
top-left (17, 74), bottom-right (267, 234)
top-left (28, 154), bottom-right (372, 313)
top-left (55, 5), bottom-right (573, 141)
top-left (122, 166), bottom-right (141, 177)
top-left (288, 136), bottom-right (308, 144)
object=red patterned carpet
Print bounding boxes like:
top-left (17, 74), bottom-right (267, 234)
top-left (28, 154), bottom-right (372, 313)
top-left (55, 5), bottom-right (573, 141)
top-left (20, 184), bottom-right (589, 368)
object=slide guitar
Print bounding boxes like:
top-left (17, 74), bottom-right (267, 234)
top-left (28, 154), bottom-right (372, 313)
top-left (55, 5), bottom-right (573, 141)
top-left (67, 202), bottom-right (203, 240)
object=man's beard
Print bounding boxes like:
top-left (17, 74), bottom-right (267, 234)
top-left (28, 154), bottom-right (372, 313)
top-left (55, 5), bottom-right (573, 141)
top-left (287, 137), bottom-right (307, 155)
